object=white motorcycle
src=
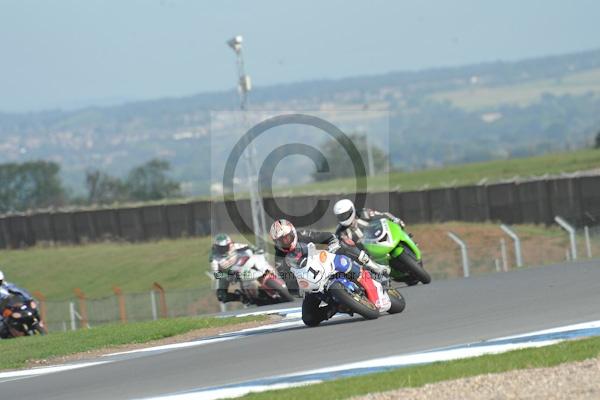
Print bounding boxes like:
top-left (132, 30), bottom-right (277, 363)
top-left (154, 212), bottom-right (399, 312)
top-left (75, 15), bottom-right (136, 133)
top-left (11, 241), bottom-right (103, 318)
top-left (291, 243), bottom-right (405, 323)
top-left (229, 249), bottom-right (294, 305)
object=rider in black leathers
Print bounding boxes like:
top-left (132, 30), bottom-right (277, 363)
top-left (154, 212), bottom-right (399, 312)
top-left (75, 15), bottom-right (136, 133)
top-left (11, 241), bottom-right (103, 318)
top-left (333, 198), bottom-right (406, 248)
top-left (0, 270), bottom-right (34, 339)
top-left (270, 219), bottom-right (383, 326)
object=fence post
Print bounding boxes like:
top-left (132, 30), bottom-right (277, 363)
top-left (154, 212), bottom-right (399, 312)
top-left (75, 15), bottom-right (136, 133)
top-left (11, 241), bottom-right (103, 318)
top-left (584, 226), bottom-right (592, 258)
top-left (32, 290), bottom-right (47, 328)
top-left (447, 232), bottom-right (470, 278)
top-left (69, 302), bottom-right (77, 331)
top-left (113, 286), bottom-right (127, 323)
top-left (555, 216), bottom-right (577, 261)
top-left (500, 238), bottom-right (509, 272)
top-left (73, 288), bottom-right (89, 329)
top-left (500, 224), bottom-right (523, 267)
top-left (152, 282), bottom-right (168, 318)
top-left (150, 291), bottom-right (158, 320)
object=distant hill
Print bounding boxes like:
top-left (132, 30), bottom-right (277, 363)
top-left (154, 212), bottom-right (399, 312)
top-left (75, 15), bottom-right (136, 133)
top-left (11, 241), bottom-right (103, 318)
top-left (1, 48), bottom-right (600, 196)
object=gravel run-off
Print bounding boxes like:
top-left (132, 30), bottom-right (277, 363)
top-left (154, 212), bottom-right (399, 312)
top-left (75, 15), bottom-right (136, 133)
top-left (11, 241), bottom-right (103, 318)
top-left (351, 355), bottom-right (600, 400)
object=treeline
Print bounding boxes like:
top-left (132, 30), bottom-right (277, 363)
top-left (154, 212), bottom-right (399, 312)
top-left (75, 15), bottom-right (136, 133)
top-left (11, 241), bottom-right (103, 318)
top-left (0, 159), bottom-right (181, 214)
top-left (0, 161), bottom-right (65, 213)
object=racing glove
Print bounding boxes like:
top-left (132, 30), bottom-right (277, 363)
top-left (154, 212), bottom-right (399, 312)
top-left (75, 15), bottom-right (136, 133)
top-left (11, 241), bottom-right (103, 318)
top-left (365, 259), bottom-right (391, 275)
top-left (328, 237), bottom-right (341, 254)
top-left (357, 250), bottom-right (371, 265)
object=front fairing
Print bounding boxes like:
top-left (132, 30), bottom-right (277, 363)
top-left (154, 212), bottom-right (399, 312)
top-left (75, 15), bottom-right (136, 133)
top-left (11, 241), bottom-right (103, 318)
top-left (362, 219), bottom-right (400, 260)
top-left (292, 243), bottom-right (336, 293)
top-left (362, 218), bottom-right (421, 261)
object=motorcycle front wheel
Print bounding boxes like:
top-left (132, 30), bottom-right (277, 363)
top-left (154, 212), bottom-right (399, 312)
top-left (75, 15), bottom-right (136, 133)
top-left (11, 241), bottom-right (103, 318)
top-left (329, 281), bottom-right (379, 320)
top-left (33, 323), bottom-right (47, 335)
top-left (392, 247), bottom-right (431, 284)
top-left (386, 288), bottom-right (406, 314)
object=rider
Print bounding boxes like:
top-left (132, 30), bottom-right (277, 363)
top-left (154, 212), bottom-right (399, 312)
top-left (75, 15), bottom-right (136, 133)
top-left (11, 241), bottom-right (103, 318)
top-left (209, 233), bottom-right (264, 305)
top-left (0, 270), bottom-right (33, 339)
top-left (0, 270), bottom-right (33, 304)
top-left (333, 199), bottom-right (407, 246)
top-left (270, 219), bottom-right (382, 326)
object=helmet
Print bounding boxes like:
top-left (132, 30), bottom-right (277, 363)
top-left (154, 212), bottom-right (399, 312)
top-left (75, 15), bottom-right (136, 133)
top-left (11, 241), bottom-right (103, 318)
top-left (212, 233), bottom-right (233, 257)
top-left (270, 219), bottom-right (297, 252)
top-left (333, 199), bottom-right (356, 227)
top-left (0, 270), bottom-right (4, 284)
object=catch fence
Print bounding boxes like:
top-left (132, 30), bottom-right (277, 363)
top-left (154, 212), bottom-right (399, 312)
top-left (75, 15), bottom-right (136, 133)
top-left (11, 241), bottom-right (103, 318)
top-left (423, 224), bottom-right (600, 280)
top-left (41, 284), bottom-right (223, 332)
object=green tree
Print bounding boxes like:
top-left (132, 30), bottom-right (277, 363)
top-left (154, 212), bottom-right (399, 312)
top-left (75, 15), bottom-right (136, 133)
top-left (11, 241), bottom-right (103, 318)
top-left (595, 130), bottom-right (600, 149)
top-left (0, 161), bottom-right (66, 213)
top-left (85, 169), bottom-right (128, 205)
top-left (311, 133), bottom-right (390, 182)
top-left (126, 159), bottom-right (181, 201)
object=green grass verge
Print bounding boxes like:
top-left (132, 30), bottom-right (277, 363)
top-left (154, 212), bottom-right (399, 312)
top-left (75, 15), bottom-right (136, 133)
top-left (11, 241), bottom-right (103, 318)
top-left (0, 315), bottom-right (266, 371)
top-left (242, 335), bottom-right (600, 399)
top-left (275, 148), bottom-right (600, 195)
top-left (0, 237), bottom-right (213, 300)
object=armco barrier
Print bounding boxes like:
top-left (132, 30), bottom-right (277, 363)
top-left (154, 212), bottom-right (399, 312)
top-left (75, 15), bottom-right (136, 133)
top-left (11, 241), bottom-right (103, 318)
top-left (1, 175), bottom-right (600, 249)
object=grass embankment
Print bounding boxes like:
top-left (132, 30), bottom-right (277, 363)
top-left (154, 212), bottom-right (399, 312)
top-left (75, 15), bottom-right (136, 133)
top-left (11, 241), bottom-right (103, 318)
top-left (274, 148), bottom-right (600, 196)
top-left (0, 315), bottom-right (265, 371)
top-left (1, 223), bottom-right (595, 300)
top-left (242, 335), bottom-right (600, 399)
top-left (0, 237), bottom-right (214, 300)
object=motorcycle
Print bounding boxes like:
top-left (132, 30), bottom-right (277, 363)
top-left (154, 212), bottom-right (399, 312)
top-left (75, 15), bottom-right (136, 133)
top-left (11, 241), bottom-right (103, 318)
top-left (1, 293), bottom-right (47, 338)
top-left (291, 243), bottom-right (405, 325)
top-left (229, 249), bottom-right (295, 305)
top-left (362, 218), bottom-right (431, 285)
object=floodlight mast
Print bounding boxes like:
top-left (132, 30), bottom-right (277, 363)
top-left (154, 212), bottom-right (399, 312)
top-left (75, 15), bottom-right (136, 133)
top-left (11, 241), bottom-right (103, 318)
top-left (227, 35), bottom-right (267, 248)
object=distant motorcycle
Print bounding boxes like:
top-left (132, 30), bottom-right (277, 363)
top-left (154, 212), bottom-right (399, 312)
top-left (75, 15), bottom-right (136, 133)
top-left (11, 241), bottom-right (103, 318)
top-left (1, 294), bottom-right (47, 338)
top-left (291, 243), bottom-right (405, 325)
top-left (362, 218), bottom-right (431, 285)
top-left (230, 249), bottom-right (295, 306)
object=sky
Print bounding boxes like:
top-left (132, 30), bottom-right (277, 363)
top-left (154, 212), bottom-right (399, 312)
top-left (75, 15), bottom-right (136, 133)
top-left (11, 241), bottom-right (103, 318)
top-left (1, 0), bottom-right (599, 112)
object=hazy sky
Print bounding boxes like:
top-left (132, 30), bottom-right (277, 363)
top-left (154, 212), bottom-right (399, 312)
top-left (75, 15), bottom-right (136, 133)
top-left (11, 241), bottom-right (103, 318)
top-left (1, 0), bottom-right (599, 112)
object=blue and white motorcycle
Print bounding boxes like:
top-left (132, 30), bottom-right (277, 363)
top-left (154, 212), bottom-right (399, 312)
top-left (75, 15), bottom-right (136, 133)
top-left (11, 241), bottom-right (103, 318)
top-left (291, 243), bottom-right (406, 321)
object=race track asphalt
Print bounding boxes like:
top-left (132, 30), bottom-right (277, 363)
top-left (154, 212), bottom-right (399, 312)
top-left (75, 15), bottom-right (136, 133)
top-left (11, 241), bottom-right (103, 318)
top-left (2, 260), bottom-right (600, 400)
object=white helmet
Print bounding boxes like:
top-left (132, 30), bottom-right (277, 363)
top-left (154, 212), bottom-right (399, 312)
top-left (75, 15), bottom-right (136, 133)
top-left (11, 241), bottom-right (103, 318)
top-left (270, 219), bottom-right (298, 252)
top-left (333, 199), bottom-right (356, 227)
top-left (0, 270), bottom-right (4, 281)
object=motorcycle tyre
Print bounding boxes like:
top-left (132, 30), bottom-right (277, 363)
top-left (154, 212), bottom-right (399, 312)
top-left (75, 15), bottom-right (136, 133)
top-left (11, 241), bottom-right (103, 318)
top-left (386, 288), bottom-right (406, 314)
top-left (393, 247), bottom-right (431, 284)
top-left (329, 281), bottom-right (379, 320)
top-left (264, 279), bottom-right (295, 303)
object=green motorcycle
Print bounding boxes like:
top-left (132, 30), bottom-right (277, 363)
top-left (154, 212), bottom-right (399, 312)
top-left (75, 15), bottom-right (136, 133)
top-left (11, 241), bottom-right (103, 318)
top-left (362, 218), bottom-right (431, 285)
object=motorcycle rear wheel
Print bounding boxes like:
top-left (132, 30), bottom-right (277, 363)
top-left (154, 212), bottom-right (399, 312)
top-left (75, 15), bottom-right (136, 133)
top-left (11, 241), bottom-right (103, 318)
top-left (264, 279), bottom-right (295, 303)
top-left (329, 282), bottom-right (379, 320)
